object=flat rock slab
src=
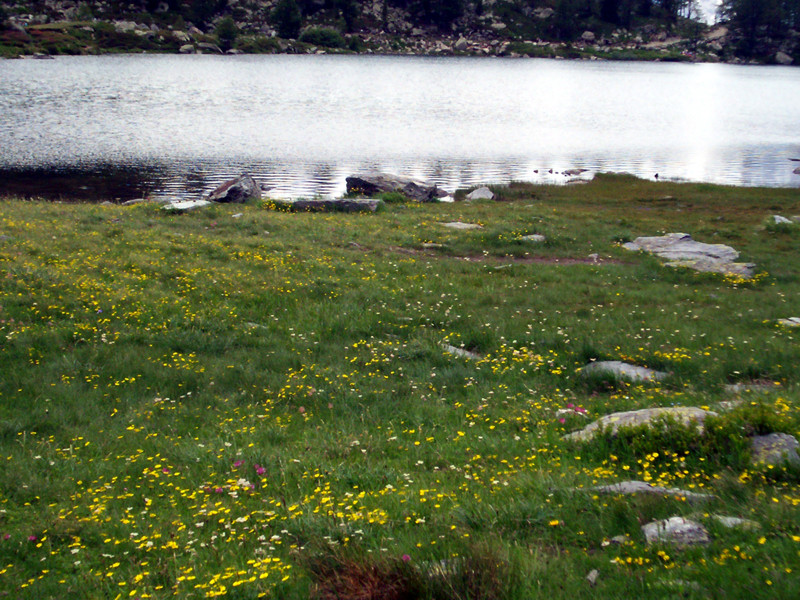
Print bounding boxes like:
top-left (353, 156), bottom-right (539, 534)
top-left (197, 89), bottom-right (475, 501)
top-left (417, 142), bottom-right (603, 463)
top-left (442, 222), bottom-right (483, 230)
top-left (580, 360), bottom-right (667, 382)
top-left (643, 517), bottom-right (710, 546)
top-left (563, 407), bottom-right (717, 442)
top-left (724, 381), bottom-right (781, 394)
top-left (711, 515), bottom-right (760, 530)
top-left (623, 233), bottom-right (755, 278)
top-left (271, 198), bottom-right (383, 213)
top-left (520, 234), bottom-right (546, 242)
top-left (441, 343), bottom-right (481, 360)
top-left (592, 480), bottom-right (714, 503)
top-left (465, 186), bottom-right (494, 200)
top-left (163, 199), bottom-right (213, 213)
top-left (777, 317), bottom-right (800, 327)
top-left (750, 433), bottom-right (800, 467)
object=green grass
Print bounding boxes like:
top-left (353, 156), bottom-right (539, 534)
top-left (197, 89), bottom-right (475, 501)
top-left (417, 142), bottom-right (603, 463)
top-left (1, 175), bottom-right (799, 599)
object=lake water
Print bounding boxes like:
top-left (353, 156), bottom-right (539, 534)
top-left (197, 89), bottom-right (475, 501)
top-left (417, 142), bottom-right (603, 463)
top-left (1, 54), bottom-right (799, 201)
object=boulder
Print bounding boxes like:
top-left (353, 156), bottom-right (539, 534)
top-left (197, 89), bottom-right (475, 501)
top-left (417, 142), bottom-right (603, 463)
top-left (581, 31), bottom-right (596, 43)
top-left (642, 517), bottom-right (710, 546)
top-left (775, 51), bottom-right (793, 65)
top-left (270, 198), bottom-right (382, 213)
top-left (793, 166), bottom-right (800, 175)
top-left (592, 480), bottom-right (714, 503)
top-left (623, 233), bottom-right (755, 278)
top-left (580, 360), bottom-right (667, 382)
top-left (179, 44), bottom-right (196, 54)
top-left (173, 30), bottom-right (191, 43)
top-left (750, 433), bottom-right (800, 467)
top-left (454, 37), bottom-right (468, 51)
top-left (563, 407), bottom-right (716, 442)
top-left (345, 173), bottom-right (444, 202)
top-left (711, 515), bottom-right (760, 530)
top-left (197, 42), bottom-right (223, 54)
top-left (465, 186), bottom-right (494, 201)
top-left (207, 174), bottom-right (262, 204)
top-left (772, 215), bottom-right (793, 224)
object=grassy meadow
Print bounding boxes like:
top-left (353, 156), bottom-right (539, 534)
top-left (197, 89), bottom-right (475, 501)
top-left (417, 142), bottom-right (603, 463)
top-left (1, 174), bottom-right (799, 599)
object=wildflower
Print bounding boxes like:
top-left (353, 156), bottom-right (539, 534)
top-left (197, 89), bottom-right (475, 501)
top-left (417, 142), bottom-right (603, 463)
top-left (255, 464), bottom-right (266, 476)
top-left (28, 535), bottom-right (37, 542)
top-left (401, 554), bottom-right (411, 562)
top-left (233, 460), bottom-right (244, 469)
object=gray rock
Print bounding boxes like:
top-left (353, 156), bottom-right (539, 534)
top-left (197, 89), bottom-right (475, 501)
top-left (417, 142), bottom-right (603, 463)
top-left (750, 433), bottom-right (800, 467)
top-left (465, 186), bottom-right (494, 201)
top-left (162, 199), bottom-right (213, 213)
top-left (711, 515), bottom-right (760, 530)
top-left (580, 360), bottom-right (667, 382)
top-left (564, 407), bottom-right (716, 442)
top-left (520, 234), bottom-right (546, 243)
top-left (179, 44), bottom-right (195, 54)
top-left (534, 7), bottom-right (555, 19)
top-left (586, 569), bottom-right (599, 586)
top-left (173, 30), bottom-right (191, 43)
top-left (197, 42), bottom-right (223, 54)
top-left (642, 517), bottom-right (710, 546)
top-left (592, 480), bottom-right (714, 503)
top-left (794, 167), bottom-right (800, 175)
top-left (454, 37), bottom-right (468, 51)
top-left (775, 51), bottom-right (793, 65)
top-left (581, 31), bottom-right (596, 43)
top-left (270, 198), bottom-right (382, 213)
top-left (345, 173), bottom-right (444, 202)
top-left (207, 174), bottom-right (262, 204)
top-left (563, 168), bottom-right (588, 176)
top-left (777, 317), bottom-right (800, 327)
top-left (772, 215), bottom-right (793, 224)
top-left (441, 343), bottom-right (480, 360)
top-left (623, 233), bottom-right (755, 278)
top-left (724, 381), bottom-right (781, 394)
top-left (442, 222), bottom-right (482, 230)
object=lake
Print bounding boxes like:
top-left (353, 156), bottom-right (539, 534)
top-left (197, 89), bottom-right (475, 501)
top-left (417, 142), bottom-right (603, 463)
top-left (1, 54), bottom-right (799, 201)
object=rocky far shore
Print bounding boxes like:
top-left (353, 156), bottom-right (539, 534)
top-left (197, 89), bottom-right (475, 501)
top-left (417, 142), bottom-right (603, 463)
top-left (1, 1), bottom-right (797, 64)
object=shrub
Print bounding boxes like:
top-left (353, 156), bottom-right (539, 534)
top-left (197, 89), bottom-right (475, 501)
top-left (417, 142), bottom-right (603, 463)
top-left (298, 27), bottom-right (345, 49)
top-left (214, 15), bottom-right (238, 51)
top-left (272, 0), bottom-right (302, 40)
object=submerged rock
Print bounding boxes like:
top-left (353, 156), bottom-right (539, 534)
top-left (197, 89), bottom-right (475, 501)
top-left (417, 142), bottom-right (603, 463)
top-left (623, 233), bottom-right (755, 278)
top-left (643, 517), bottom-right (710, 546)
top-left (563, 407), bottom-right (716, 442)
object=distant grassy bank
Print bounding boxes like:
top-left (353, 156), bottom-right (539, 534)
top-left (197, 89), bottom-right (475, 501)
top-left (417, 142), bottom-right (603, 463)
top-left (1, 175), bottom-right (799, 599)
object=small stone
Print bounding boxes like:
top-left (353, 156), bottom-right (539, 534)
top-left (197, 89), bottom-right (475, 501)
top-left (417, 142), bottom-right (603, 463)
top-left (586, 569), bottom-right (599, 586)
top-left (520, 234), bottom-right (546, 243)
top-left (642, 517), bottom-right (710, 546)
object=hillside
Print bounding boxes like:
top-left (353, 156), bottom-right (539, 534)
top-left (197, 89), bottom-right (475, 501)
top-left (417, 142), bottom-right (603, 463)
top-left (0, 0), bottom-right (797, 63)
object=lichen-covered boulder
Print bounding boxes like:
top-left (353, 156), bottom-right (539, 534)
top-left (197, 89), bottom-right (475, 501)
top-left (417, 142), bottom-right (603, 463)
top-left (207, 174), bottom-right (262, 204)
top-left (563, 407), bottom-right (716, 442)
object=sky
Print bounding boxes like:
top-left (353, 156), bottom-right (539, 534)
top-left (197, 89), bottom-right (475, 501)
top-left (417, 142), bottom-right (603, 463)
top-left (698, 0), bottom-right (722, 24)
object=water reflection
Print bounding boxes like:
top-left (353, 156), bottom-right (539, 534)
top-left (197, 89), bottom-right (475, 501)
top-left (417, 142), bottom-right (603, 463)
top-left (0, 54), bottom-right (799, 201)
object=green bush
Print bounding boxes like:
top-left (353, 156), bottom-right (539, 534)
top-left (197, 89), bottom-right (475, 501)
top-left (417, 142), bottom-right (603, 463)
top-left (298, 26), bottom-right (345, 49)
top-left (271, 0), bottom-right (302, 39)
top-left (214, 15), bottom-right (238, 51)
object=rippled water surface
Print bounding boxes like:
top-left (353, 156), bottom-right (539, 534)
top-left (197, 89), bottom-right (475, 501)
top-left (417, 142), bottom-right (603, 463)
top-left (1, 54), bottom-right (799, 201)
